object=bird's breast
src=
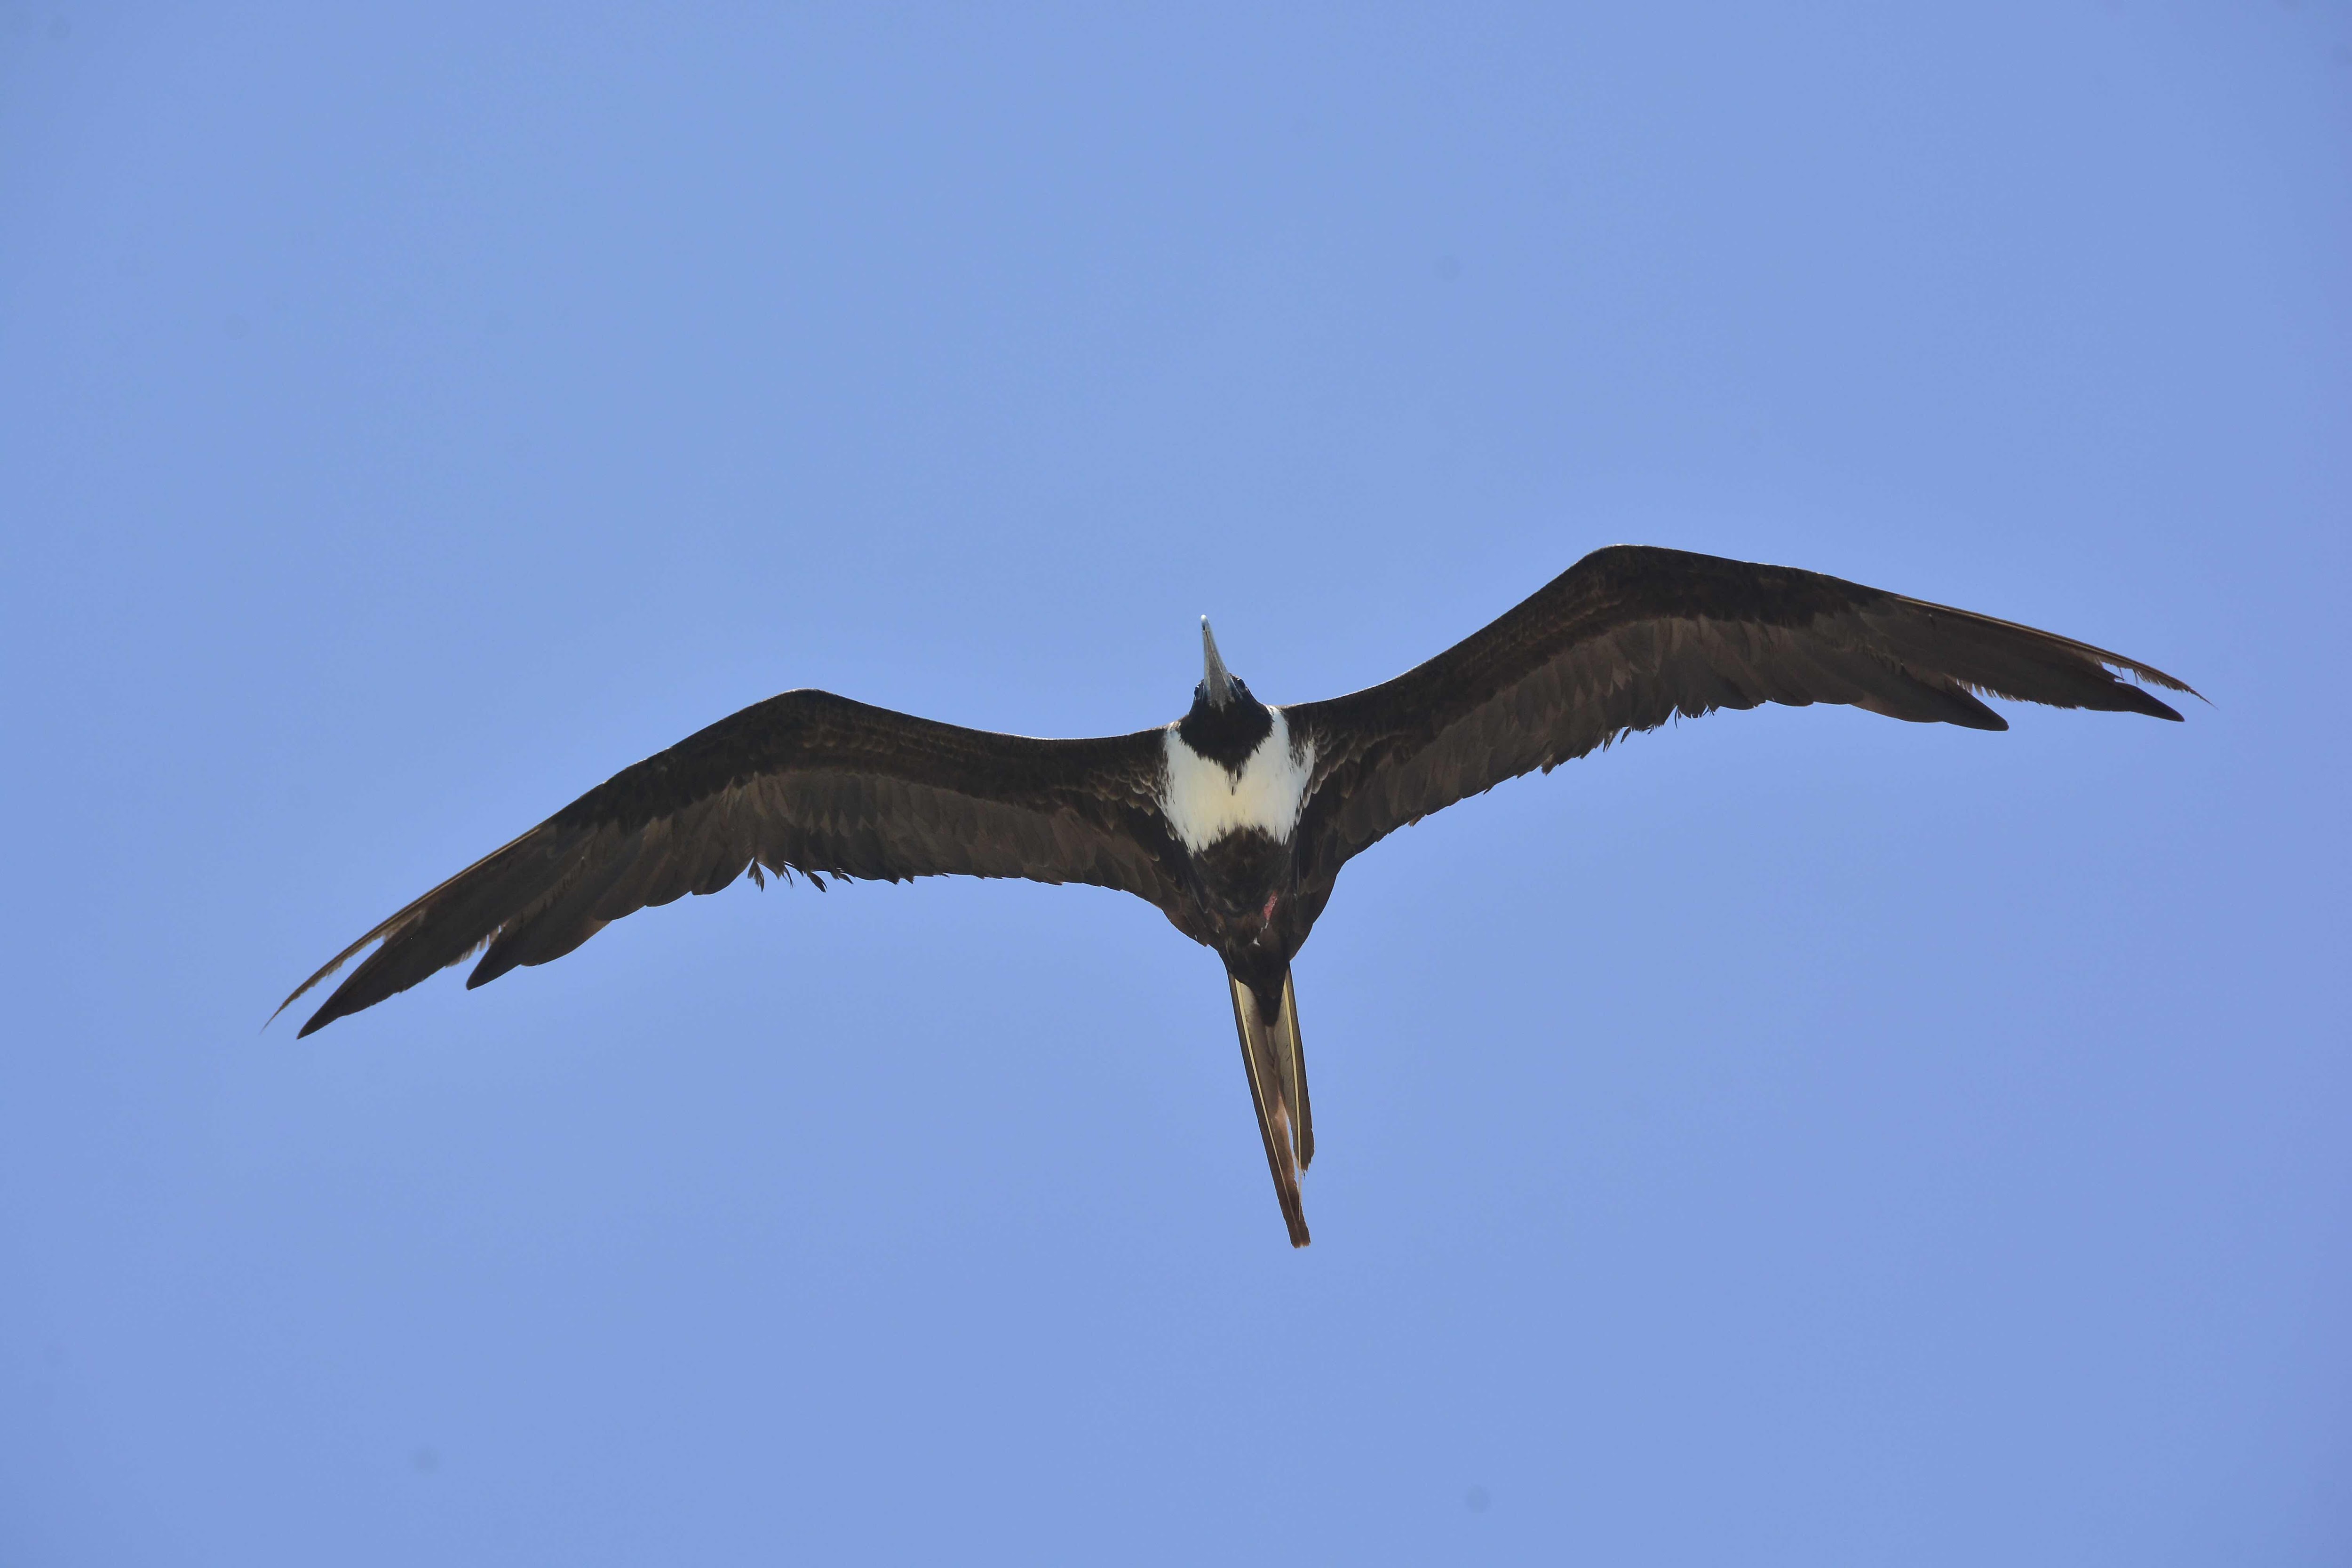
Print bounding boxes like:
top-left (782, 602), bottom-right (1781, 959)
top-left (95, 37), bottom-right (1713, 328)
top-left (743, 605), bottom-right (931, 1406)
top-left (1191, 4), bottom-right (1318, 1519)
top-left (1158, 709), bottom-right (1314, 854)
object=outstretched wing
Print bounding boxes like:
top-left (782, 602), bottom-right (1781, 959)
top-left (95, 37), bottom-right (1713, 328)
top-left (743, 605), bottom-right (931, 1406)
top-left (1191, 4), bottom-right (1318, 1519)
top-left (280, 690), bottom-right (1177, 1036)
top-left (1288, 545), bottom-right (2195, 870)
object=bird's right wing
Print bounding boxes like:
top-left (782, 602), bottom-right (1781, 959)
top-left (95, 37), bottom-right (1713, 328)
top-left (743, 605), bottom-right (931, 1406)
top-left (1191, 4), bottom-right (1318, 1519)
top-left (279, 690), bottom-right (1180, 1036)
top-left (1287, 545), bottom-right (2195, 871)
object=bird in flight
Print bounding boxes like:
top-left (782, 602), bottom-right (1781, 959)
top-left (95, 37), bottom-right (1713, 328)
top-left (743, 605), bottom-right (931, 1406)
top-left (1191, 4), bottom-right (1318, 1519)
top-left (280, 545), bottom-right (2193, 1247)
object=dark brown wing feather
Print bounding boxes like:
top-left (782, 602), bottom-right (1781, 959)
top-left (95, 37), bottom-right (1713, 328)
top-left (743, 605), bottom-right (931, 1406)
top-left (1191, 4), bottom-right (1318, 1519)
top-left (279, 690), bottom-right (1177, 1036)
top-left (1290, 545), bottom-right (2195, 869)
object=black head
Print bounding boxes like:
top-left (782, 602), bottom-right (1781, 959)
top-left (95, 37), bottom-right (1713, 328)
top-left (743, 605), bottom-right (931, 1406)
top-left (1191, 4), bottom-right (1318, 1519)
top-left (1179, 617), bottom-right (1274, 770)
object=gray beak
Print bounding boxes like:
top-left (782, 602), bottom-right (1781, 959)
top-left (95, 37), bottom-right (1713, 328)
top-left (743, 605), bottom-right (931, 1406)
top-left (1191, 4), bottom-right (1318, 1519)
top-left (1200, 617), bottom-right (1234, 708)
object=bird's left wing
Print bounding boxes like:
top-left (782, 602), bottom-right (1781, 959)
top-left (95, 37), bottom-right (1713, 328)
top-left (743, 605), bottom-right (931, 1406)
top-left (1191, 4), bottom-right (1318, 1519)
top-left (279, 689), bottom-right (1178, 1035)
top-left (1286, 545), bottom-right (2195, 874)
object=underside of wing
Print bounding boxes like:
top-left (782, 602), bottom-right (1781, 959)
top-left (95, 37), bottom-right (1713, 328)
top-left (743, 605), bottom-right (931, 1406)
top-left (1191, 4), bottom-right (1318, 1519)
top-left (1290, 544), bottom-right (2195, 868)
top-left (279, 690), bottom-right (1178, 1035)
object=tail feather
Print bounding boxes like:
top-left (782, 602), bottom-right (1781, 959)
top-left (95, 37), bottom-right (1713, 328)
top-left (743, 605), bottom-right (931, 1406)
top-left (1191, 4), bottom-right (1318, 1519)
top-left (1229, 969), bottom-right (1312, 1248)
top-left (1281, 973), bottom-right (1312, 1171)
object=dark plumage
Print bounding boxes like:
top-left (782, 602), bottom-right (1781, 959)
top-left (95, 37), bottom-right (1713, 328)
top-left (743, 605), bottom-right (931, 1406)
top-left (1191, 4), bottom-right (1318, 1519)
top-left (280, 545), bottom-right (2194, 1246)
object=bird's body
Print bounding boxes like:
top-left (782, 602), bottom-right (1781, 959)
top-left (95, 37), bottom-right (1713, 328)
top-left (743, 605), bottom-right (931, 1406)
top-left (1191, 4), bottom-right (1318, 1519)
top-left (1160, 704), bottom-right (1311, 857)
top-left (281, 545), bottom-right (2194, 1247)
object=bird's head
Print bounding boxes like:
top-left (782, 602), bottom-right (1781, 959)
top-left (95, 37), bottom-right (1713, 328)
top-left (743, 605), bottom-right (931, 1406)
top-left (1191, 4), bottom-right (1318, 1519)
top-left (1194, 617), bottom-right (1251, 711)
top-left (1178, 617), bottom-right (1276, 766)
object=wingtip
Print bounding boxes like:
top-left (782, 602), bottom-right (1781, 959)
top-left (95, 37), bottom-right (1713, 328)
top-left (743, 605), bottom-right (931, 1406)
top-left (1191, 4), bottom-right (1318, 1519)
top-left (265, 979), bottom-right (328, 1036)
top-left (2116, 683), bottom-right (2185, 723)
top-left (2124, 663), bottom-right (2201, 702)
top-left (2098, 654), bottom-right (2200, 710)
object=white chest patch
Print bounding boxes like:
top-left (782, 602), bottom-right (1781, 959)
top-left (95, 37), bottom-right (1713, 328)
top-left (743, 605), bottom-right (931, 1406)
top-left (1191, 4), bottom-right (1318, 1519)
top-left (1159, 708), bottom-right (1316, 854)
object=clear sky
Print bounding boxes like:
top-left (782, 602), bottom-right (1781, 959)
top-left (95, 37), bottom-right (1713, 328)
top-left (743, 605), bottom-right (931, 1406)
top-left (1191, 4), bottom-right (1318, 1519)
top-left (3, 4), bottom-right (2346, 1563)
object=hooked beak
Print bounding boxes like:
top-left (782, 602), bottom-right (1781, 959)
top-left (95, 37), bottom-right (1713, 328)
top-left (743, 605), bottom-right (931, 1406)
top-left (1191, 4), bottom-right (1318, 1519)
top-left (1200, 617), bottom-right (1234, 708)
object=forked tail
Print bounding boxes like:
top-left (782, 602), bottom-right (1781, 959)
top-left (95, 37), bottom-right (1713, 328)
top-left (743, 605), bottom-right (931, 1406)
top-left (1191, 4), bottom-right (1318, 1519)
top-left (1228, 968), bottom-right (1313, 1248)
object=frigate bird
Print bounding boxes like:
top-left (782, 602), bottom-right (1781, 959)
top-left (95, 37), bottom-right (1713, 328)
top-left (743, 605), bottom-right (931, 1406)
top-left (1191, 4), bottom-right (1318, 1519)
top-left (279, 545), bottom-right (2193, 1246)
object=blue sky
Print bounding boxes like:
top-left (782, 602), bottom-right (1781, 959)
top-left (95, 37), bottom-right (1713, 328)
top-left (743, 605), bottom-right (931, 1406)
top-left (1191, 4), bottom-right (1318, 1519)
top-left (3, 4), bottom-right (2346, 1562)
